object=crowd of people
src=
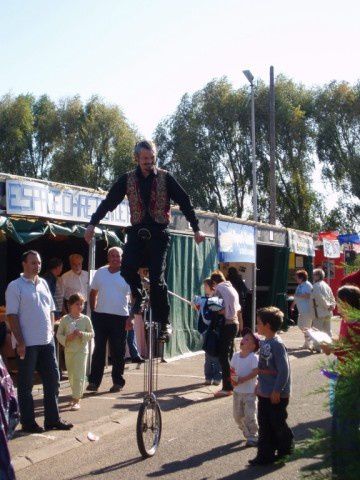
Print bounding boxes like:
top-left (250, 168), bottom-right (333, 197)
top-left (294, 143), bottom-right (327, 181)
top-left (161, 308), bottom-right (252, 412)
top-left (0, 138), bottom-right (359, 478)
top-left (1, 255), bottom-right (360, 476)
top-left (193, 265), bottom-right (360, 469)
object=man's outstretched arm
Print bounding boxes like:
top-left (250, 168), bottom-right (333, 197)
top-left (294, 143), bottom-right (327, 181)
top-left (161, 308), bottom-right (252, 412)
top-left (167, 173), bottom-right (205, 244)
top-left (85, 175), bottom-right (127, 243)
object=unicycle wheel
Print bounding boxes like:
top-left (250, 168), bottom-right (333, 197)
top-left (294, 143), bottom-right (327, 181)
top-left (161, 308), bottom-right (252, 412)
top-left (136, 397), bottom-right (162, 458)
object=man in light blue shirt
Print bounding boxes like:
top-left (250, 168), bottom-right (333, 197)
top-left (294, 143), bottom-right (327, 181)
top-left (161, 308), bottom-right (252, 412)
top-left (6, 250), bottom-right (73, 434)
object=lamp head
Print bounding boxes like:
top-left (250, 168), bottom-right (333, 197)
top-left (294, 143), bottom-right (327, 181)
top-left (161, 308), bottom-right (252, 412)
top-left (243, 70), bottom-right (254, 84)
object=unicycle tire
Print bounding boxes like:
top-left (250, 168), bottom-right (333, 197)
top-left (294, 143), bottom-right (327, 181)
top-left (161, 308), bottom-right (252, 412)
top-left (136, 398), bottom-right (162, 458)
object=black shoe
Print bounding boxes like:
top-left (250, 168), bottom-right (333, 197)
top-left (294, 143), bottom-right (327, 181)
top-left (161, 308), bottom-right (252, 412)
top-left (131, 356), bottom-right (145, 364)
top-left (86, 383), bottom-right (99, 392)
top-left (277, 441), bottom-right (295, 459)
top-left (44, 419), bottom-right (73, 431)
top-left (248, 456), bottom-right (276, 466)
top-left (159, 323), bottom-right (172, 343)
top-left (130, 296), bottom-right (144, 316)
top-left (22, 422), bottom-right (44, 434)
top-left (109, 384), bottom-right (123, 393)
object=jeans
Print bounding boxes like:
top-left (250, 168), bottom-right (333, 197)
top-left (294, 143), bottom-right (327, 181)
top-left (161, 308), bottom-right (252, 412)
top-left (257, 396), bottom-right (294, 460)
top-left (204, 352), bottom-right (222, 381)
top-left (127, 329), bottom-right (140, 359)
top-left (121, 226), bottom-right (171, 327)
top-left (89, 312), bottom-right (127, 387)
top-left (17, 340), bottom-right (60, 426)
top-left (218, 323), bottom-right (238, 391)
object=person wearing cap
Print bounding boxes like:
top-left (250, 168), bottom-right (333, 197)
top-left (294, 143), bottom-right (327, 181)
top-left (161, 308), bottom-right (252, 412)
top-left (84, 140), bottom-right (205, 342)
top-left (230, 328), bottom-right (259, 447)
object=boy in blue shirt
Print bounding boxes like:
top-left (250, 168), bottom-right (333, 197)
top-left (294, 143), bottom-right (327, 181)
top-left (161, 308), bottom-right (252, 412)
top-left (249, 306), bottom-right (294, 466)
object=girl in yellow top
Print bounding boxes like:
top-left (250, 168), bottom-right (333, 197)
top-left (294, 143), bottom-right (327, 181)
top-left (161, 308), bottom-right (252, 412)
top-left (56, 293), bottom-right (94, 410)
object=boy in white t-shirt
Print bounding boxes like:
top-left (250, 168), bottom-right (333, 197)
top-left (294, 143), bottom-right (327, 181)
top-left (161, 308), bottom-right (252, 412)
top-left (230, 327), bottom-right (260, 447)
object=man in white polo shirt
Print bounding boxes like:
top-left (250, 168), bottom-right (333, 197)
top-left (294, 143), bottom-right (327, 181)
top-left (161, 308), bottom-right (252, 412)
top-left (61, 253), bottom-right (89, 312)
top-left (87, 247), bottom-right (131, 393)
top-left (6, 250), bottom-right (73, 433)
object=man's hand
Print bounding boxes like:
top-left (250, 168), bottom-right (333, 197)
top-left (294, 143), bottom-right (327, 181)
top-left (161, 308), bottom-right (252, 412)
top-left (194, 230), bottom-right (206, 244)
top-left (84, 225), bottom-right (95, 244)
top-left (270, 391), bottom-right (281, 404)
top-left (125, 317), bottom-right (134, 331)
top-left (17, 342), bottom-right (26, 360)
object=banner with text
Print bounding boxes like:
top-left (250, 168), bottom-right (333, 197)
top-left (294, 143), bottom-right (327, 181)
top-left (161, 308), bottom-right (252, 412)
top-left (323, 238), bottom-right (341, 259)
top-left (288, 229), bottom-right (315, 257)
top-left (6, 179), bottom-right (130, 227)
top-left (218, 221), bottom-right (256, 263)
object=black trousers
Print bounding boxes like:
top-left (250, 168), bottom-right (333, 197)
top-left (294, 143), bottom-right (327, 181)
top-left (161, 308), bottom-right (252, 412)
top-left (257, 396), bottom-right (294, 460)
top-left (121, 226), bottom-right (171, 327)
top-left (89, 312), bottom-right (127, 387)
top-left (218, 323), bottom-right (238, 391)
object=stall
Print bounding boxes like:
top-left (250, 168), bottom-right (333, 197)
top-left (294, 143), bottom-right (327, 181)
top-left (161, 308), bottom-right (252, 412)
top-left (163, 209), bottom-right (218, 360)
top-left (315, 232), bottom-right (344, 299)
top-left (0, 173), bottom-right (129, 366)
top-left (287, 228), bottom-right (315, 323)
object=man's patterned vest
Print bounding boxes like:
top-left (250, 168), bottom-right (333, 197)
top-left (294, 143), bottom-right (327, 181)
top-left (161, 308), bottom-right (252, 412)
top-left (126, 168), bottom-right (171, 225)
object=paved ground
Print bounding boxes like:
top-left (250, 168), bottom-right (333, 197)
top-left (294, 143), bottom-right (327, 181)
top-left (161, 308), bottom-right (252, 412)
top-left (9, 326), bottom-right (334, 479)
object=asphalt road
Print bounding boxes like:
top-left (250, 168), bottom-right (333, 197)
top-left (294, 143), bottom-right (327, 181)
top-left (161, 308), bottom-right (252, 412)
top-left (14, 328), bottom-right (331, 480)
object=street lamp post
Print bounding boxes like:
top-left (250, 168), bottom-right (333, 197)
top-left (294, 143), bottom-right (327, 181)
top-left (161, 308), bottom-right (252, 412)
top-left (243, 69), bottom-right (257, 332)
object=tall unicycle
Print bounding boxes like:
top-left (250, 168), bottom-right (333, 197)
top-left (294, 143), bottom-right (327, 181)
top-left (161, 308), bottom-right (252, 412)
top-left (136, 294), bottom-right (162, 458)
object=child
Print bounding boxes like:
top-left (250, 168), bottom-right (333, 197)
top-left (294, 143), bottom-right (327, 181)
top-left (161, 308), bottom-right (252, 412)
top-left (56, 293), bottom-right (94, 410)
top-left (230, 327), bottom-right (259, 447)
top-left (193, 278), bottom-right (222, 386)
top-left (249, 306), bottom-right (294, 466)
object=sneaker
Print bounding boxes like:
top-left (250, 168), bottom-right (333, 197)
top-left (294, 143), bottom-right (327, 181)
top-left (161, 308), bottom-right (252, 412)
top-left (245, 439), bottom-right (258, 447)
top-left (86, 383), bottom-right (99, 392)
top-left (44, 419), bottom-right (73, 431)
top-left (21, 422), bottom-right (44, 434)
top-left (214, 389), bottom-right (232, 398)
top-left (109, 384), bottom-right (123, 393)
top-left (159, 323), bottom-right (173, 343)
top-left (212, 380), bottom-right (221, 386)
top-left (204, 379), bottom-right (212, 386)
top-left (131, 356), bottom-right (145, 364)
top-left (71, 402), bottom-right (81, 411)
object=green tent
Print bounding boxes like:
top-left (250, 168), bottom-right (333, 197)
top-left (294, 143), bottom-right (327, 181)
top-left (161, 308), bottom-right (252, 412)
top-left (0, 216), bottom-right (122, 246)
top-left (164, 233), bottom-right (218, 360)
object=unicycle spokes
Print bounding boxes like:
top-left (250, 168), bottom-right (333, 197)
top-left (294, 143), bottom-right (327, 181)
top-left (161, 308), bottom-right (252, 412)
top-left (136, 395), bottom-right (162, 458)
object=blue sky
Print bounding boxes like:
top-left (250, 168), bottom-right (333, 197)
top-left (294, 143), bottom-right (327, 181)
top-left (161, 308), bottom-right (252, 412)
top-left (0, 0), bottom-right (359, 138)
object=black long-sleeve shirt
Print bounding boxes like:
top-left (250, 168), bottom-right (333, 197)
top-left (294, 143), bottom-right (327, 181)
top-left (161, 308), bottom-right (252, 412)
top-left (90, 166), bottom-right (200, 232)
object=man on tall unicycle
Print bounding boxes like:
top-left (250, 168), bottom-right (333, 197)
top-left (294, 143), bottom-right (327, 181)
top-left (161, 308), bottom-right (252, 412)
top-left (85, 140), bottom-right (205, 342)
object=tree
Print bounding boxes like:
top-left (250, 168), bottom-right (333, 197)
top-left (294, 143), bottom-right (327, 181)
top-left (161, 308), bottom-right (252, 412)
top-left (155, 76), bottom-right (321, 230)
top-left (0, 94), bottom-right (34, 176)
top-left (155, 78), bottom-right (253, 217)
top-left (255, 76), bottom-right (321, 230)
top-left (315, 81), bottom-right (360, 228)
top-left (49, 96), bottom-right (138, 189)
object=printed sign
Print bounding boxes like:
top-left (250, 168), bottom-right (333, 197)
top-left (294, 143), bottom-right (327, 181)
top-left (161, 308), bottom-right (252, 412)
top-left (218, 221), bottom-right (256, 263)
top-left (323, 238), bottom-right (341, 259)
top-left (6, 179), bottom-right (130, 227)
top-left (288, 229), bottom-right (315, 257)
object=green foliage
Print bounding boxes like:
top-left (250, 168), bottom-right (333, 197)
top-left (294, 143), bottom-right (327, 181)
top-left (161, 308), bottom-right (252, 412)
top-left (155, 79), bottom-right (253, 217)
top-left (288, 307), bottom-right (360, 480)
top-left (155, 76), bottom-right (322, 229)
top-left (256, 76), bottom-right (320, 230)
top-left (0, 93), bottom-right (138, 189)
